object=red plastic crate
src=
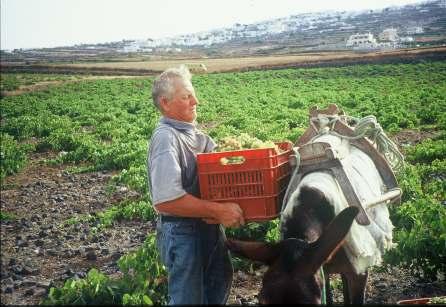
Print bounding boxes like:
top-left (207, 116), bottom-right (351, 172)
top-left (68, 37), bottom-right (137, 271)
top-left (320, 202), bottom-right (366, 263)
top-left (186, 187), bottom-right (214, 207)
top-left (197, 142), bottom-right (293, 222)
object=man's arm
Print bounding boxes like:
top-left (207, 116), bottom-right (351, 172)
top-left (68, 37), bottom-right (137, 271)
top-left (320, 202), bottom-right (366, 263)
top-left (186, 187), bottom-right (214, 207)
top-left (155, 194), bottom-right (245, 228)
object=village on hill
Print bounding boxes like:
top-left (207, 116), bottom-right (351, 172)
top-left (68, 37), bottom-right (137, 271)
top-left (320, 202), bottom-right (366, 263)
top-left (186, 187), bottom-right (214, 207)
top-left (1, 0), bottom-right (445, 63)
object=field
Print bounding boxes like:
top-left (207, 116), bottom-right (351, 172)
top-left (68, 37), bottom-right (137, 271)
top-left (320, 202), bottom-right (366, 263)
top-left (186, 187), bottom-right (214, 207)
top-left (1, 57), bottom-right (445, 304)
top-left (2, 46), bottom-right (446, 75)
top-left (45, 47), bottom-right (446, 73)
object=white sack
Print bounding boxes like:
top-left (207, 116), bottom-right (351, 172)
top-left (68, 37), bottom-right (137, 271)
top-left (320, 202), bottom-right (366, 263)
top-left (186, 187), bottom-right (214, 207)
top-left (282, 134), bottom-right (395, 274)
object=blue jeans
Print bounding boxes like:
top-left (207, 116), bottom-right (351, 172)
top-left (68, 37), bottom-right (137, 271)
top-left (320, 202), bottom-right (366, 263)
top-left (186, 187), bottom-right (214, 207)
top-left (156, 218), bottom-right (233, 305)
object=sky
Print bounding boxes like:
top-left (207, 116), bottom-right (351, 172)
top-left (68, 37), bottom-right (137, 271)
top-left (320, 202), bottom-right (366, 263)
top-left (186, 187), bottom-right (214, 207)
top-left (1, 0), bottom-right (425, 50)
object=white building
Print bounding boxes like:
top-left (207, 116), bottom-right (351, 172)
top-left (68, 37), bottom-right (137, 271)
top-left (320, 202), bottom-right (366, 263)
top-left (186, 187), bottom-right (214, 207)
top-left (267, 22), bottom-right (286, 34)
top-left (400, 36), bottom-right (414, 43)
top-left (406, 26), bottom-right (423, 35)
top-left (121, 42), bottom-right (139, 53)
top-left (346, 33), bottom-right (378, 49)
top-left (379, 28), bottom-right (399, 42)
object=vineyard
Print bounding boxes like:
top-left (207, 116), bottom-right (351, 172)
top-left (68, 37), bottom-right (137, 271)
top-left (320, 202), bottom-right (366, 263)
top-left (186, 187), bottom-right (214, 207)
top-left (1, 60), bottom-right (445, 304)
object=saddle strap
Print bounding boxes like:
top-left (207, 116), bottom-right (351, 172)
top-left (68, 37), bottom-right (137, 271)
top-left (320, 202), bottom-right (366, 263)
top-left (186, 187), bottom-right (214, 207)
top-left (299, 159), bottom-right (371, 226)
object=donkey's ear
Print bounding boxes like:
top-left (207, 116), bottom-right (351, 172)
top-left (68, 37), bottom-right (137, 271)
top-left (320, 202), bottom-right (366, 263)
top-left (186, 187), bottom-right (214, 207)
top-left (226, 239), bottom-right (280, 265)
top-left (304, 207), bottom-right (359, 273)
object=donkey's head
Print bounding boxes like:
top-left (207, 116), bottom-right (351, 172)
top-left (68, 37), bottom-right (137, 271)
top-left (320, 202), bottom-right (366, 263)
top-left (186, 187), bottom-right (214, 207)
top-left (226, 206), bottom-right (359, 304)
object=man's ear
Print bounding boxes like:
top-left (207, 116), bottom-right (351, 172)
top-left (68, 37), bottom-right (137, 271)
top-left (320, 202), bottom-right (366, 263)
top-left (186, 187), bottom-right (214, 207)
top-left (158, 96), bottom-right (170, 113)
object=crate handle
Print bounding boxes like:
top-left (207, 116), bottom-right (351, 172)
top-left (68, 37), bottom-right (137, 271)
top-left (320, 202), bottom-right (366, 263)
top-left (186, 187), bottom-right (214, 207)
top-left (220, 156), bottom-right (246, 165)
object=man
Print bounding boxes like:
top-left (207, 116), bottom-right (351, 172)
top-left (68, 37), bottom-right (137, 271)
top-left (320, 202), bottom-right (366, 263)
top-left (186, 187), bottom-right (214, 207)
top-left (147, 65), bottom-right (245, 305)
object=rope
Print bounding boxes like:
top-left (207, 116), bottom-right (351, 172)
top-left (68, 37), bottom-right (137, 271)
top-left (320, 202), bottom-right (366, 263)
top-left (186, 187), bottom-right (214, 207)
top-left (281, 147), bottom-right (301, 213)
top-left (320, 267), bottom-right (326, 305)
top-left (310, 114), bottom-right (405, 172)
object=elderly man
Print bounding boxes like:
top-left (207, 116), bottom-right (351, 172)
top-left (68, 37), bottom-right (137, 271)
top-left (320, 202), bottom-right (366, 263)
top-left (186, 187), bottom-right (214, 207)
top-left (147, 65), bottom-right (245, 305)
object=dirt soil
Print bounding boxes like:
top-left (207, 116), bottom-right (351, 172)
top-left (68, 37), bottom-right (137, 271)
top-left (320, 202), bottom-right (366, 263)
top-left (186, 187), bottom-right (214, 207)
top-left (1, 75), bottom-right (148, 97)
top-left (1, 134), bottom-right (445, 305)
top-left (0, 152), bottom-right (154, 305)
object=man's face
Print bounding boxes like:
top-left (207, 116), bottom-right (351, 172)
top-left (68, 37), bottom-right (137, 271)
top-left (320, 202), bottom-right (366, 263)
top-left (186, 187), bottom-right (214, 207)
top-left (161, 78), bottom-right (198, 123)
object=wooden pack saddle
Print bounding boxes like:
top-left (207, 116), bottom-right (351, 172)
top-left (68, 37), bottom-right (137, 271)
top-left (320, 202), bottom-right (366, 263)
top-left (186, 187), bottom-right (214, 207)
top-left (286, 104), bottom-right (400, 226)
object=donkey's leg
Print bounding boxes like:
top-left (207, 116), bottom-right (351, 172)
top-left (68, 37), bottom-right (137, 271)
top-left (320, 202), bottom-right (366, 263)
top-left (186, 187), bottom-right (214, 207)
top-left (341, 270), bottom-right (368, 304)
top-left (350, 270), bottom-right (368, 304)
top-left (341, 274), bottom-right (351, 304)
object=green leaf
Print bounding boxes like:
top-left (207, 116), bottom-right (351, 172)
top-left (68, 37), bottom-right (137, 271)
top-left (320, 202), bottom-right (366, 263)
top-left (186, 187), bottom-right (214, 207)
top-left (143, 295), bottom-right (153, 305)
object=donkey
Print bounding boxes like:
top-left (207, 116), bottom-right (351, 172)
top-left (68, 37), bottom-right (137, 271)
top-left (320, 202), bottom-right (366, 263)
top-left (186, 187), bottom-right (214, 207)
top-left (226, 122), bottom-right (398, 304)
top-left (227, 198), bottom-right (364, 304)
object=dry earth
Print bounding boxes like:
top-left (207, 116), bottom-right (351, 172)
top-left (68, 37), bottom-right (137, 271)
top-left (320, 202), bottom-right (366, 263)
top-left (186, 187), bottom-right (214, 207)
top-left (2, 46), bottom-right (446, 76)
top-left (1, 152), bottom-right (154, 305)
top-left (34, 46), bottom-right (446, 73)
top-left (1, 75), bottom-right (148, 97)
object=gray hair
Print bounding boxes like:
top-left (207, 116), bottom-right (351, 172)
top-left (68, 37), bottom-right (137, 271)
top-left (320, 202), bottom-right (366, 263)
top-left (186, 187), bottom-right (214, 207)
top-left (151, 65), bottom-right (192, 110)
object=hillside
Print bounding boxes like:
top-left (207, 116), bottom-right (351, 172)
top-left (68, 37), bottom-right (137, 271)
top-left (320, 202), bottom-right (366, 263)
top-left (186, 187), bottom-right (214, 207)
top-left (1, 0), bottom-right (445, 63)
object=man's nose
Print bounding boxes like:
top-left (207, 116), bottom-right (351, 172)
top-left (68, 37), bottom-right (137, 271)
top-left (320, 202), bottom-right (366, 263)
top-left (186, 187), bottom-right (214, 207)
top-left (191, 96), bottom-right (198, 105)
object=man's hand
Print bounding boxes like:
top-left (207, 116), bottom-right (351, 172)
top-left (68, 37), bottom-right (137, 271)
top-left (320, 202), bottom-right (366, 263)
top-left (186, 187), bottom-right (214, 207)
top-left (155, 194), bottom-right (245, 227)
top-left (204, 202), bottom-right (245, 228)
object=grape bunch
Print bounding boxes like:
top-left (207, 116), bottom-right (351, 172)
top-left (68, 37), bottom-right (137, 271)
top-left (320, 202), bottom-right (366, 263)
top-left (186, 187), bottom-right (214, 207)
top-left (216, 133), bottom-right (279, 152)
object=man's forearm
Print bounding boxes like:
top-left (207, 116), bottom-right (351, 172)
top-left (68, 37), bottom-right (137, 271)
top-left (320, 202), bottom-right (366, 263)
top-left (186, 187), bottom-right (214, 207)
top-left (155, 194), bottom-right (220, 219)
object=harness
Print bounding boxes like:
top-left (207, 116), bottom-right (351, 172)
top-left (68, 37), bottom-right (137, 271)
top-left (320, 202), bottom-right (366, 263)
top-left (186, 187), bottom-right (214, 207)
top-left (282, 104), bottom-right (403, 226)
